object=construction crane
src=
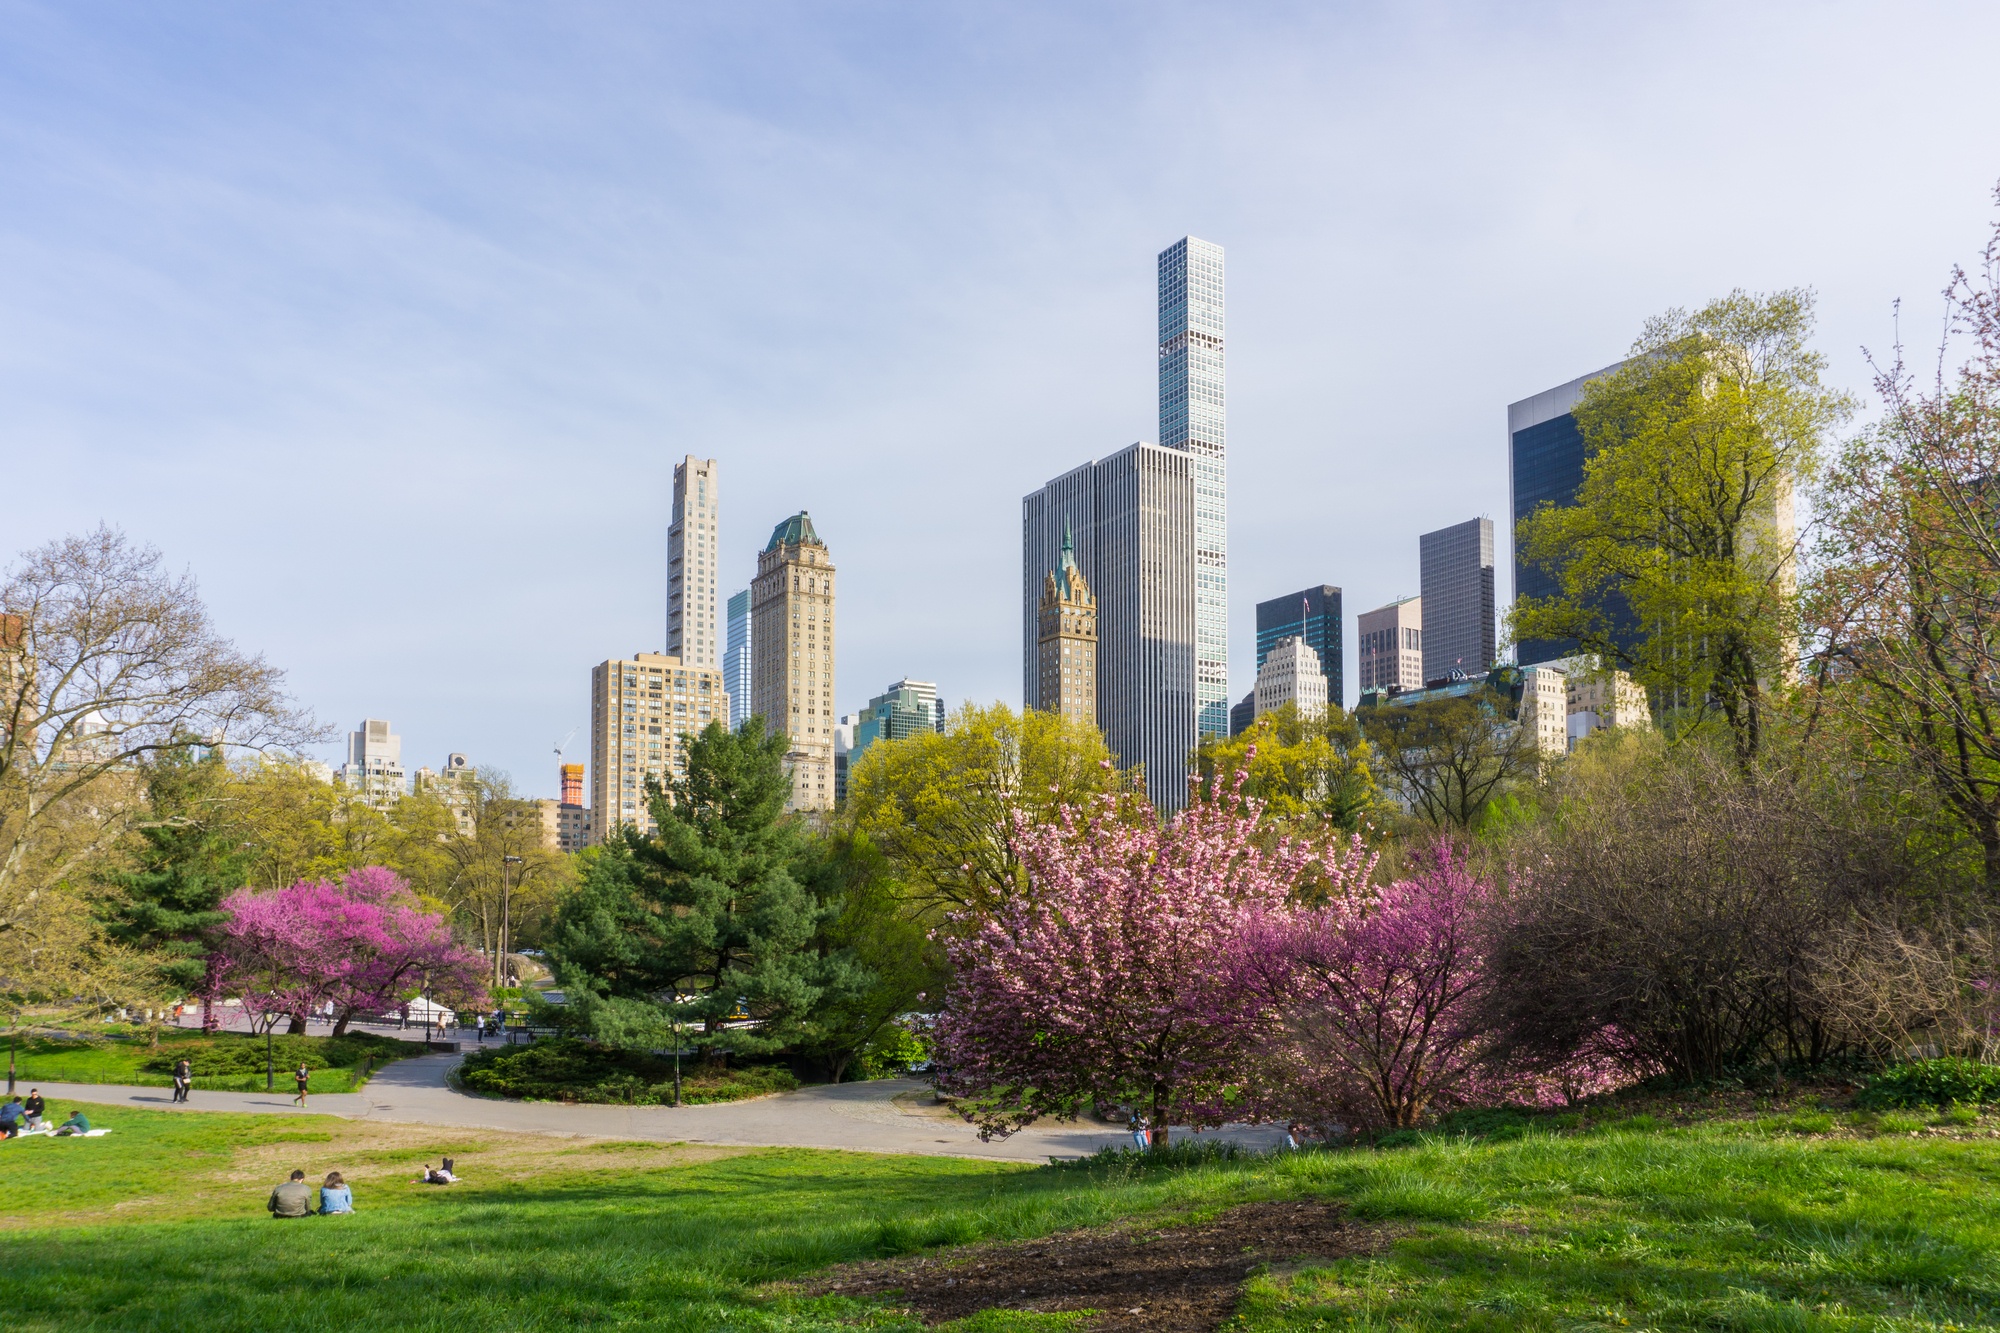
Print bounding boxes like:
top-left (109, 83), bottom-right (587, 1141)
top-left (553, 727), bottom-right (578, 764)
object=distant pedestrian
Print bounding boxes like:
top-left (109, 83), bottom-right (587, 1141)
top-left (267, 1169), bottom-right (312, 1218)
top-left (172, 1058), bottom-right (192, 1103)
top-left (293, 1063), bottom-right (311, 1106)
top-left (1129, 1115), bottom-right (1149, 1152)
top-left (398, 1002), bottom-right (410, 1030)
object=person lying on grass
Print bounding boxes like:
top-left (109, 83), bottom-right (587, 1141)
top-left (318, 1172), bottom-right (353, 1215)
top-left (268, 1170), bottom-right (313, 1218)
top-left (414, 1159), bottom-right (458, 1185)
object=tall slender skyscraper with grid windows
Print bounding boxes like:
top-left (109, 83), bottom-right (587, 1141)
top-left (667, 457), bottom-right (719, 668)
top-left (1156, 237), bottom-right (1229, 738)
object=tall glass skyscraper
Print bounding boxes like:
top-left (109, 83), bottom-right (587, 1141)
top-left (1157, 237), bottom-right (1229, 738)
top-left (1255, 586), bottom-right (1343, 710)
top-left (723, 588), bottom-right (752, 730)
top-left (1509, 365), bottom-right (1631, 667)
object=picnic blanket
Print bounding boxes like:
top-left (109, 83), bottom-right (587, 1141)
top-left (10, 1127), bottom-right (112, 1138)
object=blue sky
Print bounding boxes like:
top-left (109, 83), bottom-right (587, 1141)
top-left (5, 2), bottom-right (1998, 795)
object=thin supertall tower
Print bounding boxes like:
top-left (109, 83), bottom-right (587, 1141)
top-left (667, 457), bottom-right (719, 667)
top-left (1157, 237), bottom-right (1228, 738)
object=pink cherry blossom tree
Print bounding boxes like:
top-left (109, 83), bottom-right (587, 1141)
top-left (932, 775), bottom-right (1338, 1146)
top-left (1231, 844), bottom-right (1500, 1130)
top-left (212, 867), bottom-right (488, 1035)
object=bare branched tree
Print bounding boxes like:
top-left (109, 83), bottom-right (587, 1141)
top-left (1809, 190), bottom-right (2000, 889)
top-left (0, 528), bottom-right (324, 968)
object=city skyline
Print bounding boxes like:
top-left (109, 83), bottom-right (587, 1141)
top-left (6, 6), bottom-right (1995, 795)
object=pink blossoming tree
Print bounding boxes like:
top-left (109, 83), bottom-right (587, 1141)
top-left (213, 867), bottom-right (488, 1035)
top-left (1231, 844), bottom-right (1500, 1130)
top-left (932, 776), bottom-right (1333, 1146)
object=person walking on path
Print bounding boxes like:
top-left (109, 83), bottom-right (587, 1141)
top-left (398, 1002), bottom-right (410, 1030)
top-left (292, 1063), bottom-right (311, 1107)
top-left (172, 1058), bottom-right (192, 1104)
top-left (1129, 1114), bottom-right (1149, 1152)
top-left (317, 1172), bottom-right (353, 1214)
top-left (267, 1170), bottom-right (312, 1218)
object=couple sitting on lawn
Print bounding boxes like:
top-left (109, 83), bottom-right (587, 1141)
top-left (267, 1170), bottom-right (354, 1217)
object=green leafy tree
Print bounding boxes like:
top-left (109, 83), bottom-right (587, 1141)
top-left (97, 745), bottom-right (247, 1037)
top-left (1190, 702), bottom-right (1380, 832)
top-left (1513, 290), bottom-right (1852, 766)
top-left (843, 701), bottom-right (1142, 922)
top-left (790, 830), bottom-right (943, 1082)
top-left (548, 721), bottom-right (858, 1059)
top-left (1360, 691), bottom-right (1536, 833)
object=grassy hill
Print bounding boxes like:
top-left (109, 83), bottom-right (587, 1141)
top-left (5, 1028), bottom-right (424, 1094)
top-left (1, 1092), bottom-right (1995, 1331)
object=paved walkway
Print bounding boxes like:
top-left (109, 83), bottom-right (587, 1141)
top-left (28, 1051), bottom-right (1286, 1162)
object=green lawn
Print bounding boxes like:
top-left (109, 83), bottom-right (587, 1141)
top-left (2, 1098), bottom-right (1997, 1330)
top-left (5, 1027), bottom-right (425, 1093)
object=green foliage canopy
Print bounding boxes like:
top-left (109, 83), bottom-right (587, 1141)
top-left (1514, 289), bottom-right (1852, 765)
top-left (1190, 702), bottom-right (1380, 833)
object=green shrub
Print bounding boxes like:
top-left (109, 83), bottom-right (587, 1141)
top-left (457, 1039), bottom-right (796, 1105)
top-left (1857, 1058), bottom-right (2000, 1110)
top-left (854, 1023), bottom-right (930, 1080)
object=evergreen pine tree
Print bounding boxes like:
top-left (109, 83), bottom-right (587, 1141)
top-left (549, 720), bottom-right (870, 1060)
top-left (99, 744), bottom-right (247, 1034)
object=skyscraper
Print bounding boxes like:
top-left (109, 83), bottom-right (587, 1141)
top-left (751, 512), bottom-right (836, 813)
top-left (851, 679), bottom-right (945, 769)
top-left (723, 588), bottom-right (751, 731)
top-left (1509, 365), bottom-right (1625, 666)
top-left (667, 457), bottom-right (719, 668)
top-left (1419, 518), bottom-right (1496, 683)
top-left (337, 719), bottom-right (405, 809)
top-left (587, 652), bottom-right (728, 842)
top-left (1357, 597), bottom-right (1424, 694)
top-left (1157, 237), bottom-right (1229, 737)
top-left (1035, 525), bottom-right (1098, 729)
top-left (1254, 586), bottom-right (1342, 711)
top-left (1023, 443), bottom-right (1196, 812)
top-left (1254, 637), bottom-right (1328, 720)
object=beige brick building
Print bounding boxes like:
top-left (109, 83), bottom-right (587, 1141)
top-left (1566, 661), bottom-right (1651, 748)
top-left (751, 512), bottom-right (835, 813)
top-left (588, 652), bottom-right (728, 842)
top-left (1034, 525), bottom-right (1096, 728)
top-left (1357, 596), bottom-right (1424, 693)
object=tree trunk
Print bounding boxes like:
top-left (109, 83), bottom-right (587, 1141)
top-left (331, 1006), bottom-right (355, 1038)
top-left (1150, 1082), bottom-right (1170, 1149)
top-left (285, 1013), bottom-right (307, 1035)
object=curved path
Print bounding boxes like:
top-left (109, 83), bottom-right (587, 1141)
top-left (27, 1051), bottom-right (1286, 1163)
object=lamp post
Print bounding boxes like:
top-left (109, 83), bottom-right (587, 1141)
top-left (672, 1007), bottom-right (683, 1108)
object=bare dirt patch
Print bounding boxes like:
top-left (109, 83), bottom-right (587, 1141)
top-left (795, 1199), bottom-right (1391, 1331)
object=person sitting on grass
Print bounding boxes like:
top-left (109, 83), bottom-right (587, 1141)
top-left (318, 1171), bottom-right (353, 1214)
top-left (267, 1169), bottom-right (313, 1218)
top-left (55, 1109), bottom-right (92, 1136)
top-left (0, 1097), bottom-right (22, 1139)
top-left (23, 1090), bottom-right (45, 1129)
